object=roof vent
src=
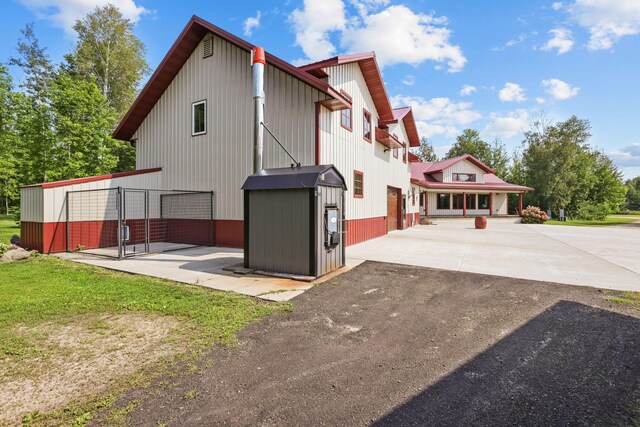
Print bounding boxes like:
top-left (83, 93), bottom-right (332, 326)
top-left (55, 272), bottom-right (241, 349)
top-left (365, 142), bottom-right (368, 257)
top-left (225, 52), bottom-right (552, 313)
top-left (203, 38), bottom-right (213, 58)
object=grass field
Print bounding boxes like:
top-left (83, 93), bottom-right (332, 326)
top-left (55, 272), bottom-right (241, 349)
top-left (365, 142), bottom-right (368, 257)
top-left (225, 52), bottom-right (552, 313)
top-left (547, 215), bottom-right (639, 227)
top-left (0, 214), bottom-right (19, 244)
top-left (0, 253), bottom-right (289, 425)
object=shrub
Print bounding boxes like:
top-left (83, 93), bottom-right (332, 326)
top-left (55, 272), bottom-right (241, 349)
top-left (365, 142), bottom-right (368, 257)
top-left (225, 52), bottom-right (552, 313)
top-left (521, 205), bottom-right (550, 224)
top-left (576, 203), bottom-right (609, 221)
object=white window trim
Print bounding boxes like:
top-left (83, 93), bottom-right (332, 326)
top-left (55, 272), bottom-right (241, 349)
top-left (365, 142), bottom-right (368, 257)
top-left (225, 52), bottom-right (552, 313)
top-left (192, 100), bottom-right (207, 136)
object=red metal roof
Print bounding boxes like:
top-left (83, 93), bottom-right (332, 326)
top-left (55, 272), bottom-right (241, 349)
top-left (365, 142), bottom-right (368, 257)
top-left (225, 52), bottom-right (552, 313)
top-left (410, 162), bottom-right (533, 192)
top-left (299, 52), bottom-right (394, 122)
top-left (22, 168), bottom-right (163, 189)
top-left (421, 155), bottom-right (495, 174)
top-left (407, 151), bottom-right (421, 162)
top-left (113, 16), bottom-right (350, 141)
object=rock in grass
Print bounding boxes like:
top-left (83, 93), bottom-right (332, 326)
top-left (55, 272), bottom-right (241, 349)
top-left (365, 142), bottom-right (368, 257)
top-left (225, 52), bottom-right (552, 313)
top-left (0, 248), bottom-right (31, 262)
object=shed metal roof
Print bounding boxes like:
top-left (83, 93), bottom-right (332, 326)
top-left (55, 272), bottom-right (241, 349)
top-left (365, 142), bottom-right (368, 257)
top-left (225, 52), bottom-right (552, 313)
top-left (242, 165), bottom-right (347, 190)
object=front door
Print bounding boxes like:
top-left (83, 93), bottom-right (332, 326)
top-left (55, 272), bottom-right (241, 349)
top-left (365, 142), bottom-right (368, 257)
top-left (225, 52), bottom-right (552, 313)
top-left (387, 187), bottom-right (398, 231)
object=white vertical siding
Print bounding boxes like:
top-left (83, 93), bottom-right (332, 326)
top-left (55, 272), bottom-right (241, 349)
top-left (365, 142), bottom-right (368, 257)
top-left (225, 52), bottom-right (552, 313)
top-left (134, 33), bottom-right (326, 220)
top-left (494, 193), bottom-right (508, 215)
top-left (319, 63), bottom-right (416, 221)
top-left (20, 187), bottom-right (44, 222)
top-left (40, 171), bottom-right (163, 223)
top-left (443, 160), bottom-right (486, 183)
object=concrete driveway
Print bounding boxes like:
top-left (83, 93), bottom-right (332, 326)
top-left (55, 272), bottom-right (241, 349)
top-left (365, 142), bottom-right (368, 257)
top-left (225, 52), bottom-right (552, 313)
top-left (347, 218), bottom-right (640, 292)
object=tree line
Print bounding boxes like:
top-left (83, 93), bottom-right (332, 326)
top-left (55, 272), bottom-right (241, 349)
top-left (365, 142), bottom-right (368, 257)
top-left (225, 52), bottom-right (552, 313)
top-left (414, 116), bottom-right (634, 218)
top-left (0, 5), bottom-right (148, 214)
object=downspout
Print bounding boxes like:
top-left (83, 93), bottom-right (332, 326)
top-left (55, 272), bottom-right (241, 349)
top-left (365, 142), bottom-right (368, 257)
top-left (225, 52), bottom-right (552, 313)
top-left (252, 47), bottom-right (266, 173)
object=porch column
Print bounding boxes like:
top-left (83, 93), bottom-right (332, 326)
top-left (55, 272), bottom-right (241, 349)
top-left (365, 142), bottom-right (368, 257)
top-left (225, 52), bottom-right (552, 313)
top-left (518, 193), bottom-right (523, 215)
top-left (463, 192), bottom-right (467, 217)
top-left (489, 193), bottom-right (493, 217)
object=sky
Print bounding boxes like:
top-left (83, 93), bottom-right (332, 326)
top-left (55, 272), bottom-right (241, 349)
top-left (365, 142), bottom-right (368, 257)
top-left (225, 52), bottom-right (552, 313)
top-left (1, 0), bottom-right (639, 179)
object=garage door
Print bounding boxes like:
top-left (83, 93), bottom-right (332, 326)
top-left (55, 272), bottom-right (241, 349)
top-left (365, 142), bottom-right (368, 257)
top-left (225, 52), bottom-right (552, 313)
top-left (387, 187), bottom-right (398, 231)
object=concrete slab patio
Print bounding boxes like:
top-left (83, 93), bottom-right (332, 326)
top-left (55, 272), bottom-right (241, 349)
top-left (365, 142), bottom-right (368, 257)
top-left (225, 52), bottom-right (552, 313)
top-left (347, 218), bottom-right (640, 292)
top-left (57, 246), bottom-right (355, 301)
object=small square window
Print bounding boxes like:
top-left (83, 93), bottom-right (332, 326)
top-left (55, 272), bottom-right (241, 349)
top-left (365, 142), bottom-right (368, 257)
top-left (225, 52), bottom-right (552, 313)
top-left (353, 171), bottom-right (363, 198)
top-left (363, 109), bottom-right (372, 142)
top-left (192, 100), bottom-right (206, 136)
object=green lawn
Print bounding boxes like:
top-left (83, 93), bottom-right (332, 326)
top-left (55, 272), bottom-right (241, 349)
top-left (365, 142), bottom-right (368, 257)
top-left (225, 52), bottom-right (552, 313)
top-left (0, 255), bottom-right (290, 425)
top-left (546, 216), bottom-right (639, 227)
top-left (0, 214), bottom-right (19, 244)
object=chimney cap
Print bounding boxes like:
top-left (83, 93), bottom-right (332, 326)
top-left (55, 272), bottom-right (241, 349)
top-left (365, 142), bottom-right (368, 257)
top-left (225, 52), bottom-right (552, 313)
top-left (252, 47), bottom-right (266, 65)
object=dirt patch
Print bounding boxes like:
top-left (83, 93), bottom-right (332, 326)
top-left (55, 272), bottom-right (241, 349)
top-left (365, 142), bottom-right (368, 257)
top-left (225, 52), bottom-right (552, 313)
top-left (0, 312), bottom-right (184, 425)
top-left (123, 262), bottom-right (640, 426)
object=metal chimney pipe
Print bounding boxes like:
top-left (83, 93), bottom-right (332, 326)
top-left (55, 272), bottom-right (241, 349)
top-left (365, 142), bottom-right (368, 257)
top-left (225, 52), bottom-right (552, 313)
top-left (252, 47), bottom-right (266, 173)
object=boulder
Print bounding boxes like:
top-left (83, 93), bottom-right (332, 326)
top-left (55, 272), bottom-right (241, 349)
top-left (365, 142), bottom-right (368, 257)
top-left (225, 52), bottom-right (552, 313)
top-left (0, 248), bottom-right (31, 262)
top-left (10, 234), bottom-right (20, 245)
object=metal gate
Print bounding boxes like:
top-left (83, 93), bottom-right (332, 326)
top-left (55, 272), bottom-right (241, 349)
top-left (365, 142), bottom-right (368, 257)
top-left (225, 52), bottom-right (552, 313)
top-left (66, 187), bottom-right (214, 259)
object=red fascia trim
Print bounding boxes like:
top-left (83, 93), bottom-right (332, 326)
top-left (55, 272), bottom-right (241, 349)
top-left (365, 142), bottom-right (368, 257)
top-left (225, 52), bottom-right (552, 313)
top-left (22, 167), bottom-right (162, 189)
top-left (363, 108), bottom-right (372, 143)
top-left (315, 102), bottom-right (321, 165)
top-left (353, 170), bottom-right (364, 198)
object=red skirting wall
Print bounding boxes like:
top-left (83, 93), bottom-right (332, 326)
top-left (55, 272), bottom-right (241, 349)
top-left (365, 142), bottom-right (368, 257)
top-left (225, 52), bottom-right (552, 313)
top-left (215, 220), bottom-right (244, 248)
top-left (414, 212), bottom-right (420, 224)
top-left (21, 219), bottom-right (245, 253)
top-left (345, 216), bottom-right (387, 246)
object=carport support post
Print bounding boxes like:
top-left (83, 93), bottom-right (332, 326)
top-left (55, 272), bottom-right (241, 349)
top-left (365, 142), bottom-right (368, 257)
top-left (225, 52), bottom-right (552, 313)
top-left (463, 192), bottom-right (467, 217)
top-left (518, 193), bottom-right (523, 216)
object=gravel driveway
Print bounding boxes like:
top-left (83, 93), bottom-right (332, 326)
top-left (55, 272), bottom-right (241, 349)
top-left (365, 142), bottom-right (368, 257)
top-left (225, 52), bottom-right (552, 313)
top-left (121, 261), bottom-right (640, 426)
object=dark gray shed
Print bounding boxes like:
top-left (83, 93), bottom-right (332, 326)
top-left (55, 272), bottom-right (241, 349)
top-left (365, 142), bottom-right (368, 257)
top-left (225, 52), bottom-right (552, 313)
top-left (242, 165), bottom-right (347, 278)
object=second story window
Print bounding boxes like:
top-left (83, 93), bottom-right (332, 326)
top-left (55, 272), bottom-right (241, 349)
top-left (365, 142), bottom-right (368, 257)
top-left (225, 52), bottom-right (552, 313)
top-left (402, 143), bottom-right (407, 163)
top-left (192, 100), bottom-right (206, 136)
top-left (452, 173), bottom-right (477, 182)
top-left (340, 90), bottom-right (352, 131)
top-left (353, 170), bottom-right (363, 198)
top-left (363, 109), bottom-right (372, 142)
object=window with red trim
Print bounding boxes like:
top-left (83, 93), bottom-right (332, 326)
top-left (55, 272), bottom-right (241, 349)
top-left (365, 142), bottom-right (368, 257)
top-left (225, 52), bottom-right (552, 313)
top-left (340, 90), bottom-right (352, 131)
top-left (393, 134), bottom-right (399, 158)
top-left (363, 109), bottom-right (372, 142)
top-left (353, 171), bottom-right (363, 198)
top-left (402, 143), bottom-right (407, 163)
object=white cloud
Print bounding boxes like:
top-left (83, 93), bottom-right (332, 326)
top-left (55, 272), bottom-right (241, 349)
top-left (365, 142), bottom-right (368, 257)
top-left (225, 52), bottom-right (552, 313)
top-left (541, 78), bottom-right (580, 100)
top-left (402, 75), bottom-right (415, 86)
top-left (391, 95), bottom-right (481, 138)
top-left (290, 2), bottom-right (467, 71)
top-left (243, 11), bottom-right (261, 36)
top-left (492, 33), bottom-right (527, 51)
top-left (349, 0), bottom-right (390, 17)
top-left (542, 28), bottom-right (574, 54)
top-left (19, 0), bottom-right (147, 33)
top-left (552, 2), bottom-right (564, 11)
top-left (568, 0), bottom-right (640, 50)
top-left (290, 0), bottom-right (347, 62)
top-left (610, 143), bottom-right (640, 167)
top-left (341, 5), bottom-right (466, 71)
top-left (485, 109), bottom-right (530, 138)
top-left (499, 82), bottom-right (527, 102)
top-left (459, 85), bottom-right (477, 96)
top-left (536, 97), bottom-right (546, 104)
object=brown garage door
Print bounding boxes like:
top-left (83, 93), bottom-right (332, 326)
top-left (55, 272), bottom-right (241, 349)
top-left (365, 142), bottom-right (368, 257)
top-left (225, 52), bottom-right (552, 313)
top-left (387, 187), bottom-right (398, 231)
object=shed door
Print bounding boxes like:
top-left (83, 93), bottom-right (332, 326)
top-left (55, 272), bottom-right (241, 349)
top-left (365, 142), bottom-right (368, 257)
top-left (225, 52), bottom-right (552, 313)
top-left (387, 187), bottom-right (398, 231)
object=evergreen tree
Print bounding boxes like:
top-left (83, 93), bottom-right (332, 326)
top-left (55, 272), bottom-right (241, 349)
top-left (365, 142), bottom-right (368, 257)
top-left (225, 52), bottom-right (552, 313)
top-left (415, 137), bottom-right (438, 162)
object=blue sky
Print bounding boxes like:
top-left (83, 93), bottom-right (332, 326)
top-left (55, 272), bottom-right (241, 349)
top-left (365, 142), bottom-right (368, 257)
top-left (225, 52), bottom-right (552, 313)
top-left (1, 0), bottom-right (639, 178)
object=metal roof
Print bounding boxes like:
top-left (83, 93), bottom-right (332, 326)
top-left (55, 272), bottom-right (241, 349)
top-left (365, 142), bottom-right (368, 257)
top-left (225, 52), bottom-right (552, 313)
top-left (113, 16), bottom-right (350, 141)
top-left (242, 165), bottom-right (347, 190)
